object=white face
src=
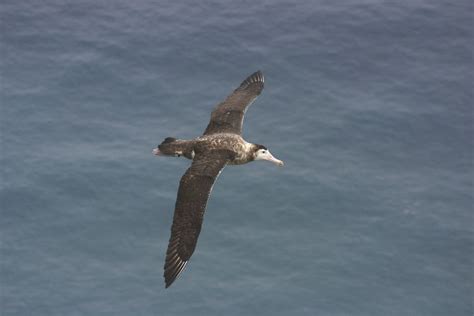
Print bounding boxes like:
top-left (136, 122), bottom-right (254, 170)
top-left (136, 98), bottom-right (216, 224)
top-left (254, 149), bottom-right (284, 166)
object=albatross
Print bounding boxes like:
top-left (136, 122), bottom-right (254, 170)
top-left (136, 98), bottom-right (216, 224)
top-left (153, 70), bottom-right (283, 288)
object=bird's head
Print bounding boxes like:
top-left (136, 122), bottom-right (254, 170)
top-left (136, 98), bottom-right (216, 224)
top-left (252, 144), bottom-right (284, 166)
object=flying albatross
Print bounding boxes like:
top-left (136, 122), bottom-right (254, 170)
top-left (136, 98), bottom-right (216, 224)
top-left (153, 70), bottom-right (283, 288)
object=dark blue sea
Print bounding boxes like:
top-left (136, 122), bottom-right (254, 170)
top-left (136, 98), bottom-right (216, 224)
top-left (1, 1), bottom-right (472, 315)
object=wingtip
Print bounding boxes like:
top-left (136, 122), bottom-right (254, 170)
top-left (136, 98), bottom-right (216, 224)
top-left (164, 259), bottom-right (188, 289)
top-left (239, 70), bottom-right (264, 89)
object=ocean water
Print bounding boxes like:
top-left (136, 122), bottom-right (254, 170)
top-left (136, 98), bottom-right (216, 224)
top-left (1, 0), bottom-right (472, 315)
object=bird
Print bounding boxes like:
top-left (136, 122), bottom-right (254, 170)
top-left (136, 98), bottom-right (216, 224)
top-left (153, 70), bottom-right (283, 288)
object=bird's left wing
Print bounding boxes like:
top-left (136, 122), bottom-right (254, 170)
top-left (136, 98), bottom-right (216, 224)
top-left (203, 71), bottom-right (264, 136)
top-left (163, 150), bottom-right (233, 288)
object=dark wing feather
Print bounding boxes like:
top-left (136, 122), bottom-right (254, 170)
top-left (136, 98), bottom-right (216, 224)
top-left (203, 70), bottom-right (264, 136)
top-left (164, 150), bottom-right (232, 288)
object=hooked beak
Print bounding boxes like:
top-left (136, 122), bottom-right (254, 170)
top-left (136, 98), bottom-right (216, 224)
top-left (265, 152), bottom-right (284, 167)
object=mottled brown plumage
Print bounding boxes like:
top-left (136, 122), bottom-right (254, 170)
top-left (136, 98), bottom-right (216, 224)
top-left (204, 70), bottom-right (264, 135)
top-left (154, 71), bottom-right (283, 288)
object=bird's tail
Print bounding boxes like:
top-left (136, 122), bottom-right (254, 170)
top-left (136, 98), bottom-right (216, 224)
top-left (155, 137), bottom-right (193, 158)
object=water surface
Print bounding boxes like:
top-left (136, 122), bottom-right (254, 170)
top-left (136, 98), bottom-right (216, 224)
top-left (1, 1), bottom-right (472, 315)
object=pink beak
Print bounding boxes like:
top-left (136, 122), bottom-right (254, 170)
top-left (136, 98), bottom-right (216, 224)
top-left (265, 153), bottom-right (284, 166)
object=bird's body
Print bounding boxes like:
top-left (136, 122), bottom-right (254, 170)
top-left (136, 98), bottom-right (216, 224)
top-left (157, 133), bottom-right (256, 165)
top-left (153, 71), bottom-right (283, 288)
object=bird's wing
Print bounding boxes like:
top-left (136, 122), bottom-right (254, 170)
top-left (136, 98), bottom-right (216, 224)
top-left (203, 70), bottom-right (264, 136)
top-left (164, 150), bottom-right (233, 288)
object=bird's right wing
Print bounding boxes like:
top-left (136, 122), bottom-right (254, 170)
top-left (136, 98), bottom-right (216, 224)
top-left (163, 150), bottom-right (233, 288)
